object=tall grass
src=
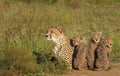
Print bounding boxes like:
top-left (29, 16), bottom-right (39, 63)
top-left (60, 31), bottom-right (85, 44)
top-left (0, 0), bottom-right (120, 75)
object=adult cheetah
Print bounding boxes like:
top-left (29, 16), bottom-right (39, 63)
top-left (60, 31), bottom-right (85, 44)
top-left (45, 26), bottom-right (74, 69)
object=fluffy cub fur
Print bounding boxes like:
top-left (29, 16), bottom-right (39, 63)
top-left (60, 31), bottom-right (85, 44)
top-left (86, 32), bottom-right (102, 70)
top-left (72, 36), bottom-right (88, 70)
top-left (95, 36), bottom-right (113, 71)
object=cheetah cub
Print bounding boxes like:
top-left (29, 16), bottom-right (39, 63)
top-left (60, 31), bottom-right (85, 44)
top-left (86, 32), bottom-right (102, 70)
top-left (72, 36), bottom-right (88, 70)
top-left (45, 26), bottom-right (74, 69)
top-left (95, 36), bottom-right (113, 71)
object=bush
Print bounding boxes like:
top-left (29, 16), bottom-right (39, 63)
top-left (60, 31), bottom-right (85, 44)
top-left (0, 48), bottom-right (39, 73)
top-left (33, 51), bottom-right (68, 74)
top-left (0, 48), bottom-right (68, 75)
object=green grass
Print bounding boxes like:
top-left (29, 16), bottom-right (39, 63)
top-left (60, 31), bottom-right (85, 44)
top-left (0, 0), bottom-right (120, 75)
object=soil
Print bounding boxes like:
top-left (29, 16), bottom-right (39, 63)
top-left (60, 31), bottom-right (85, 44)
top-left (61, 62), bottom-right (120, 76)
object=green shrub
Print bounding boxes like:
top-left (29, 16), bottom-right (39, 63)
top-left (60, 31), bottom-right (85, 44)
top-left (33, 51), bottom-right (68, 74)
top-left (0, 48), bottom-right (39, 73)
top-left (0, 47), bottom-right (68, 75)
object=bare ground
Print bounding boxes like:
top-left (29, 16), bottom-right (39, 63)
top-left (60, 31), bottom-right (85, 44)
top-left (61, 62), bottom-right (120, 76)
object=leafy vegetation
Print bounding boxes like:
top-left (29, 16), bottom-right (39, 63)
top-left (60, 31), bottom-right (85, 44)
top-left (0, 0), bottom-right (120, 75)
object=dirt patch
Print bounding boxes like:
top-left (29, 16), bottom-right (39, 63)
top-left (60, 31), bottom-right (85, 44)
top-left (61, 62), bottom-right (120, 76)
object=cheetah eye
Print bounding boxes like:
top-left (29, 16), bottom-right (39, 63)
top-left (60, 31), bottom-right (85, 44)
top-left (51, 31), bottom-right (54, 33)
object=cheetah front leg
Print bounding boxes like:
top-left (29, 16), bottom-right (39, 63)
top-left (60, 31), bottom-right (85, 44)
top-left (53, 45), bottom-right (62, 57)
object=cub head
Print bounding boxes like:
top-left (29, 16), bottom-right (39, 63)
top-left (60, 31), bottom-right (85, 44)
top-left (103, 36), bottom-right (113, 48)
top-left (45, 26), bottom-right (65, 42)
top-left (91, 32), bottom-right (102, 43)
top-left (72, 36), bottom-right (84, 46)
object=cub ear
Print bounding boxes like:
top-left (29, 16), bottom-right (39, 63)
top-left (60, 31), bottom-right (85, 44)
top-left (98, 31), bottom-right (102, 35)
top-left (47, 25), bottom-right (53, 29)
top-left (47, 26), bottom-right (50, 29)
top-left (102, 37), bottom-right (105, 40)
top-left (81, 36), bottom-right (84, 40)
top-left (90, 32), bottom-right (94, 36)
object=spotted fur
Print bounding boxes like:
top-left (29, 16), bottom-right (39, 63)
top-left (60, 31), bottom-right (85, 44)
top-left (45, 26), bottom-right (74, 69)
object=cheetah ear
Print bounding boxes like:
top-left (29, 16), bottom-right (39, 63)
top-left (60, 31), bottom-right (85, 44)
top-left (48, 25), bottom-right (53, 29)
top-left (90, 32), bottom-right (95, 37)
top-left (98, 32), bottom-right (102, 37)
top-left (102, 37), bottom-right (105, 40)
top-left (57, 26), bottom-right (63, 33)
top-left (50, 25), bottom-right (55, 28)
top-left (81, 36), bottom-right (84, 40)
top-left (76, 35), bottom-right (80, 38)
top-left (98, 32), bottom-right (102, 35)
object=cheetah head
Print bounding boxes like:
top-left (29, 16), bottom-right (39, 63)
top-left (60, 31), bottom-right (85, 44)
top-left (72, 36), bottom-right (84, 46)
top-left (91, 32), bottom-right (102, 43)
top-left (103, 36), bottom-right (113, 48)
top-left (45, 26), bottom-right (65, 43)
